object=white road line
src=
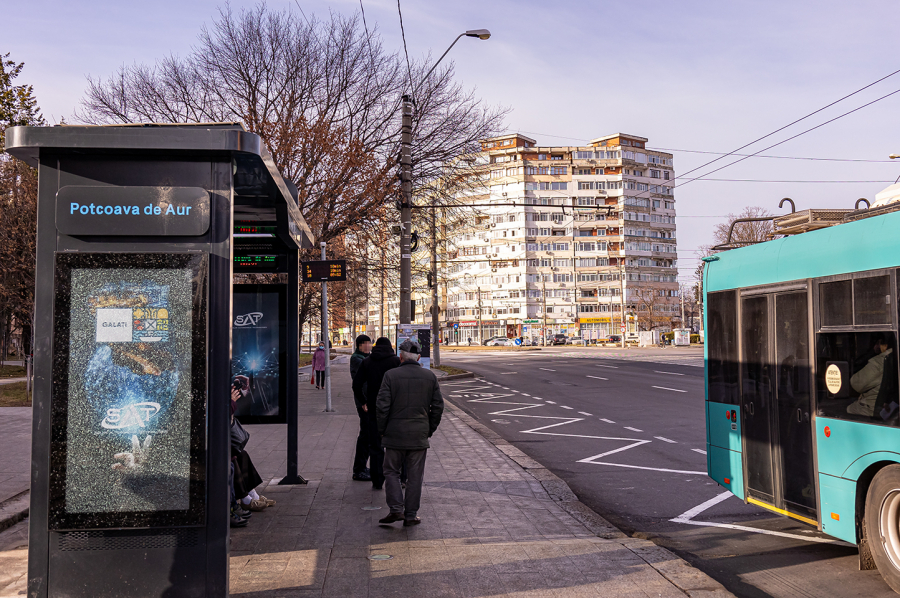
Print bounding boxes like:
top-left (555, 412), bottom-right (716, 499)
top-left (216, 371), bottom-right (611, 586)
top-left (539, 367), bottom-right (556, 372)
top-left (692, 448), bottom-right (707, 455)
top-left (652, 386), bottom-right (687, 393)
top-left (654, 371), bottom-right (685, 376)
top-left (655, 436), bottom-right (677, 443)
top-left (502, 387), bottom-right (510, 390)
top-left (578, 412), bottom-right (593, 416)
top-left (521, 393), bottom-right (531, 397)
top-left (560, 406), bottom-right (573, 410)
top-left (533, 397), bottom-right (543, 400)
top-left (624, 426), bottom-right (643, 432)
top-left (586, 375), bottom-right (608, 381)
top-left (670, 491), bottom-right (854, 546)
top-left (545, 400), bottom-right (556, 404)
top-left (595, 364), bottom-right (618, 369)
top-left (600, 418), bottom-right (616, 423)
top-left (499, 372), bottom-right (517, 375)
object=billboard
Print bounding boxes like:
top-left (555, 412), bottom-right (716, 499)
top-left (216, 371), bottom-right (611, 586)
top-left (49, 253), bottom-right (207, 530)
top-left (231, 285), bottom-right (287, 423)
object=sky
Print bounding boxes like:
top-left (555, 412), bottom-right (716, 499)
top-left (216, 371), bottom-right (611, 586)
top-left (7, 0), bottom-right (900, 282)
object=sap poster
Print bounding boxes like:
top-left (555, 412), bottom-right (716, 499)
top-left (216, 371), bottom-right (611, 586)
top-left (231, 285), bottom-right (287, 423)
top-left (50, 254), bottom-right (207, 529)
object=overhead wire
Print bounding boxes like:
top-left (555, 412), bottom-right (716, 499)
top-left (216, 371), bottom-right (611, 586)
top-left (396, 0), bottom-right (415, 94)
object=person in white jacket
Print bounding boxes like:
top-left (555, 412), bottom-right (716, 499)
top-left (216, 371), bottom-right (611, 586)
top-left (849, 335), bottom-right (894, 417)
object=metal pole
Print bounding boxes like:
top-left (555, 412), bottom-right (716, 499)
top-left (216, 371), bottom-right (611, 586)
top-left (431, 207), bottom-right (441, 366)
top-left (399, 95), bottom-right (414, 325)
top-left (321, 242), bottom-right (333, 412)
top-left (478, 286), bottom-right (483, 344)
top-left (620, 262), bottom-right (626, 349)
top-left (279, 245), bottom-right (307, 485)
top-left (542, 279), bottom-right (547, 346)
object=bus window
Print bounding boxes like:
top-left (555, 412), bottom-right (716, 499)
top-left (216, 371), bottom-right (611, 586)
top-left (707, 290), bottom-right (739, 404)
top-left (819, 280), bottom-right (852, 327)
top-left (816, 331), bottom-right (898, 425)
top-left (855, 275), bottom-right (891, 325)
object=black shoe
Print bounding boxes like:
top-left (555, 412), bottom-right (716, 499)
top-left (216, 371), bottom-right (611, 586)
top-left (234, 506), bottom-right (252, 518)
top-left (353, 471), bottom-right (372, 481)
top-left (379, 512), bottom-right (404, 524)
top-left (403, 517), bottom-right (421, 527)
top-left (230, 514), bottom-right (248, 528)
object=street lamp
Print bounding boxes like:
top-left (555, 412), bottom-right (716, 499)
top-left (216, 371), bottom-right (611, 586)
top-left (399, 29), bottom-right (491, 327)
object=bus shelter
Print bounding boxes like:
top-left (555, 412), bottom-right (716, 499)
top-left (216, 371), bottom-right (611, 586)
top-left (5, 123), bottom-right (314, 598)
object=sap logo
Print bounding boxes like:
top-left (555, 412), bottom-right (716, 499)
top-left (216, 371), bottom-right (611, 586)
top-left (234, 312), bottom-right (264, 327)
top-left (102, 402), bottom-right (161, 430)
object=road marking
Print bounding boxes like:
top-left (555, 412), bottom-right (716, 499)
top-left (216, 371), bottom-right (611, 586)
top-left (578, 412), bottom-right (593, 416)
top-left (500, 372), bottom-right (517, 375)
top-left (545, 400), bottom-right (556, 404)
top-left (586, 375), bottom-right (608, 381)
top-left (654, 370), bottom-right (685, 376)
top-left (539, 367), bottom-right (556, 372)
top-left (670, 491), bottom-right (854, 546)
top-left (502, 387), bottom-right (510, 390)
top-left (652, 386), bottom-right (687, 393)
top-left (560, 406), bottom-right (573, 410)
top-left (624, 426), bottom-right (643, 432)
top-left (595, 364), bottom-right (618, 369)
top-left (692, 448), bottom-right (707, 455)
top-left (600, 418), bottom-right (616, 423)
top-left (655, 436), bottom-right (677, 443)
top-left (521, 393), bottom-right (531, 397)
top-left (533, 397), bottom-right (543, 400)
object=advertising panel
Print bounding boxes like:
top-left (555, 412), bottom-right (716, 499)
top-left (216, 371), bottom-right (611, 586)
top-left (49, 253), bottom-right (207, 530)
top-left (231, 285), bottom-right (287, 423)
top-left (396, 324), bottom-right (431, 369)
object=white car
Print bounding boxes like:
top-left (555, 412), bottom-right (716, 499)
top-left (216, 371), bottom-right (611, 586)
top-left (568, 336), bottom-right (586, 346)
top-left (486, 337), bottom-right (512, 346)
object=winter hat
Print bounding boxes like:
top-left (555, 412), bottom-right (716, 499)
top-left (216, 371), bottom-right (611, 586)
top-left (375, 337), bottom-right (393, 348)
top-left (399, 339), bottom-right (421, 354)
top-left (355, 334), bottom-right (372, 349)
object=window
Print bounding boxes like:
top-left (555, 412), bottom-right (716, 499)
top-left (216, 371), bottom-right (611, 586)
top-left (652, 200), bottom-right (661, 208)
top-left (664, 171), bottom-right (670, 180)
top-left (553, 258), bottom-right (570, 267)
top-left (820, 276), bottom-right (893, 327)
top-left (550, 182), bottom-right (568, 191)
top-left (577, 258), bottom-right (596, 267)
top-left (650, 169), bottom-right (661, 178)
top-left (576, 242), bottom-right (596, 251)
top-left (574, 168), bottom-right (592, 175)
top-left (579, 304), bottom-right (597, 312)
top-left (553, 273), bottom-right (572, 283)
top-left (575, 151), bottom-right (595, 160)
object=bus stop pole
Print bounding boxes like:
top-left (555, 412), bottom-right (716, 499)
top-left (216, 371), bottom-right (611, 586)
top-left (322, 242), bottom-right (334, 412)
top-left (280, 245), bottom-right (306, 485)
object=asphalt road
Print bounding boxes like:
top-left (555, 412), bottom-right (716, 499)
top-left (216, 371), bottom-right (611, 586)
top-left (441, 346), bottom-right (894, 598)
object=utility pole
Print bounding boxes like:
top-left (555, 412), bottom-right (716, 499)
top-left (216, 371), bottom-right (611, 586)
top-left (478, 286), bottom-right (483, 344)
top-left (542, 278), bottom-right (547, 346)
top-left (620, 261), bottom-right (626, 349)
top-left (399, 95), bottom-right (414, 325)
top-left (320, 242), bottom-right (333, 412)
top-left (379, 248), bottom-right (385, 338)
top-left (431, 207), bottom-right (441, 366)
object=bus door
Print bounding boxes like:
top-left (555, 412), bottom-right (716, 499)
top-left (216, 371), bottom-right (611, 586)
top-left (741, 289), bottom-right (817, 522)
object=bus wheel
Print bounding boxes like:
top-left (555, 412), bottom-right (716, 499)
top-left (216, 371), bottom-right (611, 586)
top-left (866, 465), bottom-right (900, 592)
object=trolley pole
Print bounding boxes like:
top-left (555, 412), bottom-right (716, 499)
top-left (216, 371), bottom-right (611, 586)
top-left (321, 242), bottom-right (333, 412)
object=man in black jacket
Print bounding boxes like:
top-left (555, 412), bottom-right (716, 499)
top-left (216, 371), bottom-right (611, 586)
top-left (375, 338), bottom-right (443, 527)
top-left (352, 337), bottom-right (400, 490)
top-left (349, 334), bottom-right (372, 481)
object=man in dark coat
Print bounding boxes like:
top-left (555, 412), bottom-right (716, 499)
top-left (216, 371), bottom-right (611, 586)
top-left (375, 338), bottom-right (443, 526)
top-left (349, 334), bottom-right (372, 481)
top-left (352, 337), bottom-right (400, 490)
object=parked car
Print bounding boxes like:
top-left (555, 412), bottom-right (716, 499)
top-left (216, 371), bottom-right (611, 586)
top-left (486, 337), bottom-right (512, 346)
top-left (482, 335), bottom-right (506, 346)
top-left (551, 334), bottom-right (568, 345)
top-left (569, 336), bottom-right (586, 346)
top-left (606, 334), bottom-right (622, 344)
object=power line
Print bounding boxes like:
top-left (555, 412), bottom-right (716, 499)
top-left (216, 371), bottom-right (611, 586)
top-left (396, 0), bottom-right (415, 93)
top-left (678, 86), bottom-right (900, 188)
top-left (647, 147), bottom-right (896, 164)
top-left (685, 178), bottom-right (896, 184)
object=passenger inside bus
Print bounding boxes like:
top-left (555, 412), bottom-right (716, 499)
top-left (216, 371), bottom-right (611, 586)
top-left (817, 331), bottom-right (899, 424)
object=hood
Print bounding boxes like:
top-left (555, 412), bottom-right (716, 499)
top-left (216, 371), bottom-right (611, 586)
top-left (370, 345), bottom-right (396, 360)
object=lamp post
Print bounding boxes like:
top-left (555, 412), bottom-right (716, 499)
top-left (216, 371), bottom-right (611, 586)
top-left (399, 29), bottom-right (491, 326)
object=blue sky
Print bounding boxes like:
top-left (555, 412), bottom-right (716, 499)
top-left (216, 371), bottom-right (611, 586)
top-left (7, 0), bottom-right (900, 280)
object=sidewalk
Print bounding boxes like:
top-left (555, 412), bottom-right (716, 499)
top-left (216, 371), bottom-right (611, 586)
top-left (0, 362), bottom-right (732, 597)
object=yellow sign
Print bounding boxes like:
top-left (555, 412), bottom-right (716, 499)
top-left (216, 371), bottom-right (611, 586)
top-left (578, 317), bottom-right (611, 324)
top-left (825, 364), bottom-right (842, 394)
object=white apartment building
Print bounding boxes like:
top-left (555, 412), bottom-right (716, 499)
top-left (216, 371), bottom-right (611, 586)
top-left (440, 133), bottom-right (679, 344)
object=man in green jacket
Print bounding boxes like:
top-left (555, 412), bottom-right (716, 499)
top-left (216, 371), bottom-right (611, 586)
top-left (376, 338), bottom-right (443, 526)
top-left (350, 334), bottom-right (372, 481)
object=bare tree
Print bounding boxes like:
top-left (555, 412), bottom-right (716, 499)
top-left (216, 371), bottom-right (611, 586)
top-left (78, 3), bottom-right (507, 334)
top-left (712, 206), bottom-right (774, 248)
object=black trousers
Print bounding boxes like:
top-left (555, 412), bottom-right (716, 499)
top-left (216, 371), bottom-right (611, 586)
top-left (315, 370), bottom-right (325, 387)
top-left (365, 414), bottom-right (385, 487)
top-left (353, 405), bottom-right (369, 474)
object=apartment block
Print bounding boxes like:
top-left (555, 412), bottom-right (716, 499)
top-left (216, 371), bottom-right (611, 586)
top-left (440, 132), bottom-right (679, 343)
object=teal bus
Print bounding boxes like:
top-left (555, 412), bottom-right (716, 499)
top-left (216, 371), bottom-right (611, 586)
top-left (704, 208), bottom-right (900, 592)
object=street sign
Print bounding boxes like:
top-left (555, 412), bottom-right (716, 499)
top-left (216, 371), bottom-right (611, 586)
top-left (302, 259), bottom-right (347, 282)
top-left (514, 338), bottom-right (522, 346)
top-left (620, 324), bottom-right (626, 332)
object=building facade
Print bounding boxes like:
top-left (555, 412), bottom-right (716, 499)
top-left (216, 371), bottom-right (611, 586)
top-left (440, 133), bottom-right (679, 344)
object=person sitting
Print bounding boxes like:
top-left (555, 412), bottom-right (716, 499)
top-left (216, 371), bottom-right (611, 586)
top-left (848, 334), bottom-right (894, 417)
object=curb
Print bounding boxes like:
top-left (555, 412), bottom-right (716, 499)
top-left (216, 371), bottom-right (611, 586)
top-left (439, 372), bottom-right (475, 381)
top-left (444, 399), bottom-right (735, 598)
top-left (0, 490), bottom-right (29, 533)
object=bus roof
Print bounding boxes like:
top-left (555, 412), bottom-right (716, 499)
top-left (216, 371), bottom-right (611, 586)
top-left (705, 209), bottom-right (900, 292)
